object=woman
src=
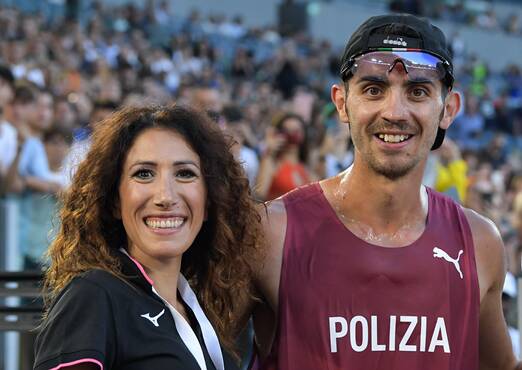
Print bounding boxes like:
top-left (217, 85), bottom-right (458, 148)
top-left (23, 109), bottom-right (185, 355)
top-left (255, 112), bottom-right (314, 200)
top-left (34, 105), bottom-right (262, 370)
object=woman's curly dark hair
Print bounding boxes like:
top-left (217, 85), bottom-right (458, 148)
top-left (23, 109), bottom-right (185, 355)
top-left (44, 104), bottom-right (263, 355)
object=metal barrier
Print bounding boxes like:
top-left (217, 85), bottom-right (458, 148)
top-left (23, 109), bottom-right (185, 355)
top-left (0, 196), bottom-right (46, 370)
top-left (0, 271), bottom-right (43, 332)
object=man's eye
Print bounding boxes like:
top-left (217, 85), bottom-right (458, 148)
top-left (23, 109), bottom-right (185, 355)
top-left (132, 169), bottom-right (153, 180)
top-left (411, 88), bottom-right (429, 98)
top-left (365, 86), bottom-right (382, 96)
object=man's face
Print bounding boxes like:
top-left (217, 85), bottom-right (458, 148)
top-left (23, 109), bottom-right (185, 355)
top-left (90, 108), bottom-right (114, 128)
top-left (333, 58), bottom-right (458, 180)
top-left (36, 93), bottom-right (54, 131)
top-left (0, 80), bottom-right (13, 108)
top-left (14, 99), bottom-right (38, 127)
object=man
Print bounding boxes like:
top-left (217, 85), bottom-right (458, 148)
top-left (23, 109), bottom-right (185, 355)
top-left (250, 14), bottom-right (519, 369)
top-left (3, 85), bottom-right (60, 194)
top-left (61, 100), bottom-right (117, 186)
top-left (221, 104), bottom-right (259, 187)
top-left (0, 65), bottom-right (16, 194)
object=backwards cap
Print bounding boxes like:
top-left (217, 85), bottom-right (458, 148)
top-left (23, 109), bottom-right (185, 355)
top-left (339, 14), bottom-right (454, 150)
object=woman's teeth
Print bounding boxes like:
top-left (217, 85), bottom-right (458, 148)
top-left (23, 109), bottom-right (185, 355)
top-left (145, 218), bottom-right (184, 229)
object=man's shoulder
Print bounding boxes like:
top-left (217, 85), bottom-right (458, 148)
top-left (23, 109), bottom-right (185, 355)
top-left (461, 207), bottom-right (502, 244)
top-left (0, 120), bottom-right (16, 136)
top-left (257, 198), bottom-right (286, 231)
top-left (460, 206), bottom-right (505, 277)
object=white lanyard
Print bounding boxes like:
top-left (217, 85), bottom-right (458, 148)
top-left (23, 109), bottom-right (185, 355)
top-left (152, 276), bottom-right (225, 370)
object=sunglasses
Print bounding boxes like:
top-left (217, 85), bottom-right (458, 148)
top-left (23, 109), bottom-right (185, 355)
top-left (341, 51), bottom-right (452, 84)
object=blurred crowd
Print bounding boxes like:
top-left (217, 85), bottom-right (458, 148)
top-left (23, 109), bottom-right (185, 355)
top-left (0, 1), bottom-right (520, 291)
top-left (389, 0), bottom-right (522, 35)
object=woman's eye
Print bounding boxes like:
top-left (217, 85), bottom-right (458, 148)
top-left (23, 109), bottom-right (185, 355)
top-left (132, 169), bottom-right (153, 180)
top-left (177, 169), bottom-right (197, 179)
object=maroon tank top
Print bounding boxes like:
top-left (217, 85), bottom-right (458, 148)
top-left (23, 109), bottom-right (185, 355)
top-left (256, 182), bottom-right (479, 370)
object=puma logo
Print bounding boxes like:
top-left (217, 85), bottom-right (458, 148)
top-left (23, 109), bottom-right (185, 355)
top-left (141, 309), bottom-right (165, 327)
top-left (433, 247), bottom-right (464, 279)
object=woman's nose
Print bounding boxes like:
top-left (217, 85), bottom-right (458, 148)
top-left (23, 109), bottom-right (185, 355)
top-left (153, 177), bottom-right (178, 208)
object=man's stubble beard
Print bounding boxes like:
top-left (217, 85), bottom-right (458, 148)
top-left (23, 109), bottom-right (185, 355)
top-left (350, 107), bottom-right (445, 181)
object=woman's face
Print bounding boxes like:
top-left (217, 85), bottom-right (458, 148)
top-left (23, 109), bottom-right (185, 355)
top-left (117, 127), bottom-right (207, 268)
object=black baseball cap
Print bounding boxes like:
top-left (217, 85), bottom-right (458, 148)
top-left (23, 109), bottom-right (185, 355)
top-left (339, 14), bottom-right (454, 150)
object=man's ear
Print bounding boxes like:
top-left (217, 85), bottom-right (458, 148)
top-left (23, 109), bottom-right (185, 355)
top-left (331, 83), bottom-right (350, 123)
top-left (439, 90), bottom-right (461, 130)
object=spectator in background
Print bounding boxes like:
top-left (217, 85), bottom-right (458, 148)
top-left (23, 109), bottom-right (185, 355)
top-left (53, 96), bottom-right (79, 132)
top-left (37, 91), bottom-right (55, 134)
top-left (433, 138), bottom-right (468, 203)
top-left (0, 65), bottom-right (17, 195)
top-left (450, 94), bottom-right (485, 150)
top-left (22, 126), bottom-right (73, 271)
top-left (62, 100), bottom-right (118, 186)
top-left (187, 86), bottom-right (225, 115)
top-left (4, 84), bottom-right (60, 194)
top-left (222, 105), bottom-right (260, 187)
top-left (316, 103), bottom-right (353, 179)
top-left (44, 126), bottom-right (73, 188)
top-left (506, 14), bottom-right (521, 35)
top-left (255, 112), bottom-right (313, 200)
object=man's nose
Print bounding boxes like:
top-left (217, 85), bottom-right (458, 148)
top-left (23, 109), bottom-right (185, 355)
top-left (380, 88), bottom-right (409, 124)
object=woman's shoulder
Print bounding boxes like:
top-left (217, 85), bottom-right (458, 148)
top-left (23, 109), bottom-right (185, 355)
top-left (79, 268), bottom-right (122, 285)
top-left (70, 269), bottom-right (123, 291)
top-left (50, 269), bottom-right (127, 309)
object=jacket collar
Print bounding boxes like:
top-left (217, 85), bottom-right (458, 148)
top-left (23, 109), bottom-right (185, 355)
top-left (118, 248), bottom-right (156, 295)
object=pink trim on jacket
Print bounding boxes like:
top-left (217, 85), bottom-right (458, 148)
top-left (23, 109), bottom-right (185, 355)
top-left (127, 254), bottom-right (155, 286)
top-left (50, 358), bottom-right (103, 370)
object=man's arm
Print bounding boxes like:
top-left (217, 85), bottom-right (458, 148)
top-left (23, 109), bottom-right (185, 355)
top-left (252, 199), bottom-right (287, 358)
top-left (465, 208), bottom-right (521, 370)
top-left (2, 141), bottom-right (24, 194)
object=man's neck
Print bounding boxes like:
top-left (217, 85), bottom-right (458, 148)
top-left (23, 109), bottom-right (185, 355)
top-left (325, 162), bottom-right (428, 238)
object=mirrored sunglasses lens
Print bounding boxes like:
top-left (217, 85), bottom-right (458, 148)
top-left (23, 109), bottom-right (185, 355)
top-left (352, 52), bottom-right (446, 80)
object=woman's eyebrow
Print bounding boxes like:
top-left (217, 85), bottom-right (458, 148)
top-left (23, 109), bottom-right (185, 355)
top-left (129, 160), bottom-right (200, 169)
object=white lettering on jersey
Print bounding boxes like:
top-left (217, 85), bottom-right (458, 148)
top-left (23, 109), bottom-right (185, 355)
top-left (371, 316), bottom-right (385, 351)
top-left (389, 315), bottom-right (396, 351)
top-left (328, 315), bottom-right (450, 354)
top-left (349, 315), bottom-right (368, 352)
top-left (428, 317), bottom-right (450, 353)
top-left (329, 317), bottom-right (348, 353)
top-left (399, 316), bottom-right (417, 351)
top-left (420, 316), bottom-right (427, 352)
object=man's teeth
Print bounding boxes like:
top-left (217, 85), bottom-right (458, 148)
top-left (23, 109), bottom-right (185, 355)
top-left (145, 218), bottom-right (184, 229)
top-left (378, 134), bottom-right (410, 143)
